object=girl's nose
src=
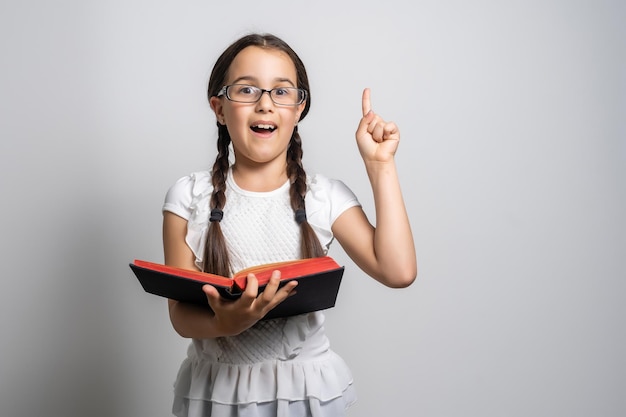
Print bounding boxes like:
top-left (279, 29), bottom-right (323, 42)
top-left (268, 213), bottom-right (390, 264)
top-left (255, 90), bottom-right (275, 111)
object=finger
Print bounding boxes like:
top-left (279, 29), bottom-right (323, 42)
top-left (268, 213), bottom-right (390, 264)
top-left (366, 114), bottom-right (380, 134)
top-left (382, 122), bottom-right (399, 140)
top-left (259, 270), bottom-right (282, 303)
top-left (203, 284), bottom-right (222, 307)
top-left (372, 123), bottom-right (385, 142)
top-left (356, 109), bottom-right (375, 137)
top-left (281, 280), bottom-right (298, 297)
top-left (240, 273), bottom-right (259, 305)
top-left (266, 280), bottom-right (299, 309)
top-left (362, 88), bottom-right (371, 116)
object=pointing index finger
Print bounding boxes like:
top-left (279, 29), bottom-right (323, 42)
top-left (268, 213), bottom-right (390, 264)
top-left (362, 88), bottom-right (371, 116)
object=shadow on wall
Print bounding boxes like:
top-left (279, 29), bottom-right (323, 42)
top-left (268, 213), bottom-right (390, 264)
top-left (5, 206), bottom-right (139, 417)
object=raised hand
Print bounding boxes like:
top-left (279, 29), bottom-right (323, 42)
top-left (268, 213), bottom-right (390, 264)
top-left (202, 270), bottom-right (298, 336)
top-left (355, 88), bottom-right (400, 164)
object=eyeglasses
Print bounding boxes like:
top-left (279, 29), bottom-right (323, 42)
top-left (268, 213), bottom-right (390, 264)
top-left (217, 84), bottom-right (307, 106)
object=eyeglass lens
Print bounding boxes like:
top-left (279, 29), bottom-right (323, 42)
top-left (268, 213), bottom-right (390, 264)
top-left (226, 85), bottom-right (304, 105)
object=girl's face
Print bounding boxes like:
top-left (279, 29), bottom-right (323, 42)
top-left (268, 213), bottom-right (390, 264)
top-left (210, 46), bottom-right (305, 172)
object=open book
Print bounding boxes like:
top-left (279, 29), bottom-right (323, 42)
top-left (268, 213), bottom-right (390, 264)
top-left (129, 256), bottom-right (344, 320)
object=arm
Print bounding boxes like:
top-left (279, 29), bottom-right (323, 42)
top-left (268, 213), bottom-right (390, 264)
top-left (163, 211), bottom-right (297, 338)
top-left (332, 88), bottom-right (417, 288)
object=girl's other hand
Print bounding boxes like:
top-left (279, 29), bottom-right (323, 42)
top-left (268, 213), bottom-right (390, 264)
top-left (355, 88), bottom-right (400, 164)
top-left (202, 270), bottom-right (298, 336)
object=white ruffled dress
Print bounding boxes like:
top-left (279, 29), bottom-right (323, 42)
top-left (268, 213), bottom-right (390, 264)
top-left (162, 169), bottom-right (360, 417)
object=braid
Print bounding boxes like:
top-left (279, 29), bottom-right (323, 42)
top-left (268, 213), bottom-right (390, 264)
top-left (287, 127), bottom-right (325, 259)
top-left (202, 124), bottom-right (232, 276)
top-left (204, 34), bottom-right (318, 268)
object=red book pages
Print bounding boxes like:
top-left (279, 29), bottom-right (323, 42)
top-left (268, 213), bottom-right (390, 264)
top-left (231, 256), bottom-right (343, 290)
top-left (132, 260), bottom-right (234, 287)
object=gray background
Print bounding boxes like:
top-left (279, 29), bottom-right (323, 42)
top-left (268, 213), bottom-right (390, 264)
top-left (1, 1), bottom-right (624, 416)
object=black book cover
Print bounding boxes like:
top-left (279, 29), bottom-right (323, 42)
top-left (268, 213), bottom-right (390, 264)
top-left (129, 259), bottom-right (344, 320)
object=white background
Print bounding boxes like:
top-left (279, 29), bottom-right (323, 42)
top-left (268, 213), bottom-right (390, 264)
top-left (1, 1), bottom-right (624, 416)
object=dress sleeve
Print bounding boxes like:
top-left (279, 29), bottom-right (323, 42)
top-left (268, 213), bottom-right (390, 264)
top-left (306, 174), bottom-right (361, 252)
top-left (326, 178), bottom-right (361, 225)
top-left (162, 175), bottom-right (195, 220)
top-left (162, 172), bottom-right (213, 269)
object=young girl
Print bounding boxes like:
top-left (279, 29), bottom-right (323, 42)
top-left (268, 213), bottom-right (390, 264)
top-left (162, 33), bottom-right (416, 417)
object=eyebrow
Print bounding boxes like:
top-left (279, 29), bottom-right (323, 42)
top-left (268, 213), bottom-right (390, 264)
top-left (230, 76), bottom-right (296, 87)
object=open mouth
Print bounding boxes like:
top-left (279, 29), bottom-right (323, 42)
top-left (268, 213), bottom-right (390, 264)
top-left (251, 123), bottom-right (277, 134)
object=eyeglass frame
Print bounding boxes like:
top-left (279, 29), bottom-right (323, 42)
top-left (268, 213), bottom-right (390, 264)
top-left (216, 84), bottom-right (308, 106)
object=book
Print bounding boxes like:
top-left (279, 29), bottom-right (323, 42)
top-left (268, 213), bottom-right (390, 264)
top-left (129, 256), bottom-right (344, 320)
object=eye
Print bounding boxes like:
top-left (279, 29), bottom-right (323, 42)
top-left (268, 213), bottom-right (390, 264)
top-left (274, 87), bottom-right (290, 96)
top-left (236, 85), bottom-right (257, 95)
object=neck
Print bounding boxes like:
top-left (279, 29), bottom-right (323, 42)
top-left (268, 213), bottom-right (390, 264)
top-left (231, 162), bottom-right (289, 192)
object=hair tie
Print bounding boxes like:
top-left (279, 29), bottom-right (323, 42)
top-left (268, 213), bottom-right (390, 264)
top-left (295, 209), bottom-right (307, 225)
top-left (209, 208), bottom-right (223, 222)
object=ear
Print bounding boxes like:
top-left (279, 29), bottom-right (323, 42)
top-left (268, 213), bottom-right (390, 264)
top-left (209, 96), bottom-right (225, 125)
top-left (295, 100), bottom-right (306, 125)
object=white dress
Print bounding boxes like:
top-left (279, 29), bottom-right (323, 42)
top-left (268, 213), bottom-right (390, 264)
top-left (162, 169), bottom-right (360, 417)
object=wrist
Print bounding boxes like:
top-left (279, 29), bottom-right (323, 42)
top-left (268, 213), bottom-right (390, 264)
top-left (364, 159), bottom-right (398, 182)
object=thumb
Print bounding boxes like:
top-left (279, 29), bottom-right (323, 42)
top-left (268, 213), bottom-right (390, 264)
top-left (356, 108), bottom-right (374, 137)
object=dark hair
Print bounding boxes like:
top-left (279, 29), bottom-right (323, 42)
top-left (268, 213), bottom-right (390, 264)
top-left (203, 33), bottom-right (324, 276)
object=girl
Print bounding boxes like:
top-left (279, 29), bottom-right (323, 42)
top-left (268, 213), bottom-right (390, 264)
top-left (162, 33), bottom-right (416, 417)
